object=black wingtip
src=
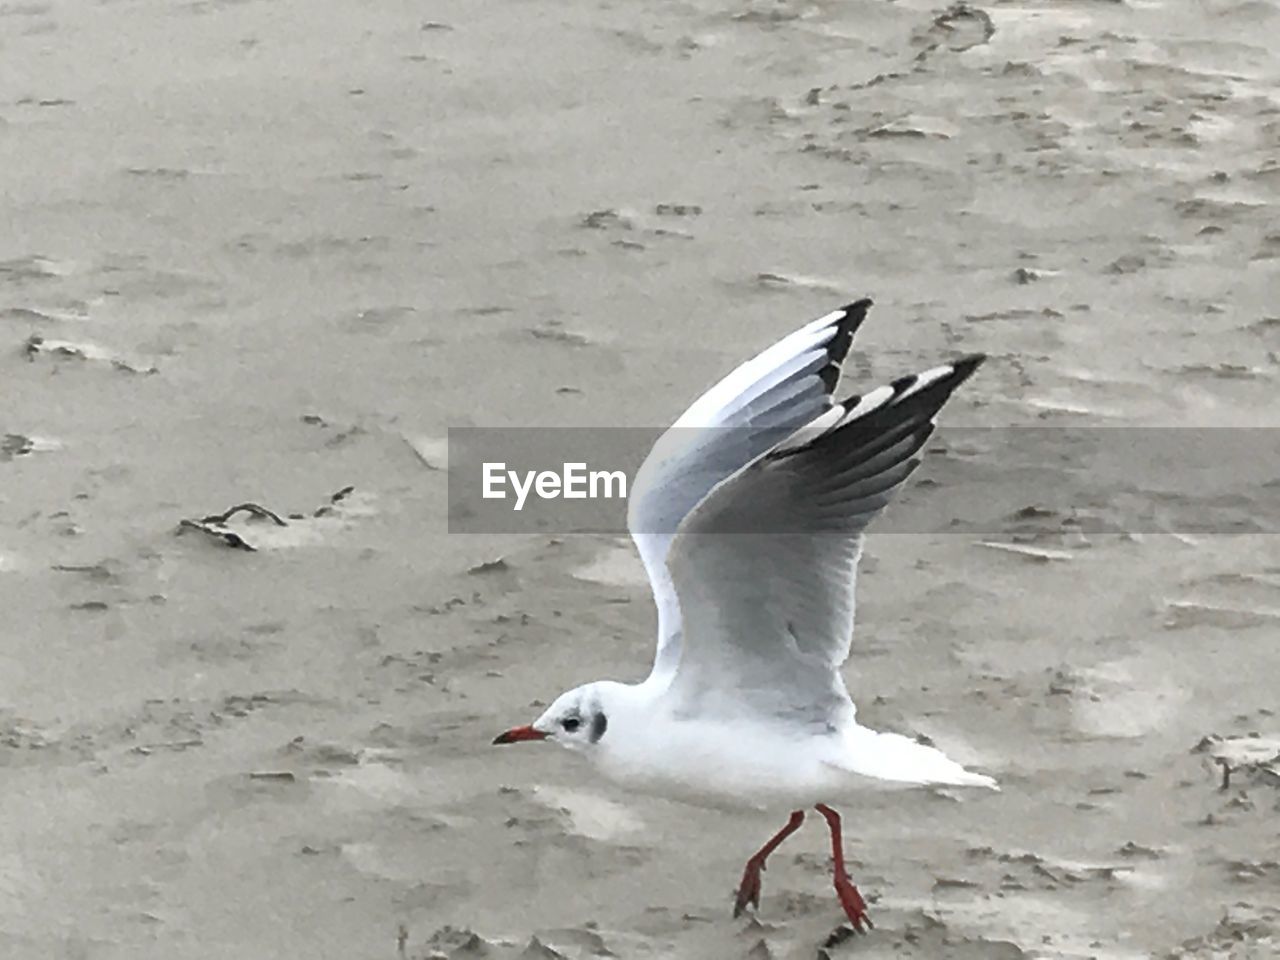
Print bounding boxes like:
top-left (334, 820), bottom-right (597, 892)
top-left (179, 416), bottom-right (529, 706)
top-left (951, 353), bottom-right (987, 382)
top-left (835, 299), bottom-right (873, 345)
top-left (818, 299), bottom-right (874, 392)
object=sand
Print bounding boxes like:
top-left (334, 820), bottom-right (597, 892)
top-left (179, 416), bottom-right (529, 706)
top-left (2, 0), bottom-right (1279, 957)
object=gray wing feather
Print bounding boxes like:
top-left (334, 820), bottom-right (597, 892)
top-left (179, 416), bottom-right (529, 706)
top-left (628, 301), bottom-right (872, 681)
top-left (665, 355), bottom-right (986, 724)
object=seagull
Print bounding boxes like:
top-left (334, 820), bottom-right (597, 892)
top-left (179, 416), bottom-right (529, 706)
top-left (494, 299), bottom-right (996, 933)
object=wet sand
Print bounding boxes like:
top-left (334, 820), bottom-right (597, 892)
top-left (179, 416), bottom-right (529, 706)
top-left (2, 0), bottom-right (1279, 957)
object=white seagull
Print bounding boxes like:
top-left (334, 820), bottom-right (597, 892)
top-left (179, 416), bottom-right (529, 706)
top-left (494, 299), bottom-right (996, 932)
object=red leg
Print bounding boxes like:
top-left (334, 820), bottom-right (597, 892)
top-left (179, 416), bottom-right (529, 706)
top-left (733, 809), bottom-right (806, 918)
top-left (814, 803), bottom-right (873, 933)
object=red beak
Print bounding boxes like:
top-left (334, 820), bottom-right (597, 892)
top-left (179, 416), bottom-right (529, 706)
top-left (493, 724), bottom-right (550, 745)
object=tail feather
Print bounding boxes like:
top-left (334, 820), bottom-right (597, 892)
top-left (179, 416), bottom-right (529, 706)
top-left (837, 726), bottom-right (998, 790)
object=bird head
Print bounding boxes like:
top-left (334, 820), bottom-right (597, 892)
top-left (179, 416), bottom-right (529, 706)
top-left (493, 682), bottom-right (611, 753)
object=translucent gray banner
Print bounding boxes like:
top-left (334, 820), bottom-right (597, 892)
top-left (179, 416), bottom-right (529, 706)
top-left (447, 427), bottom-right (1280, 535)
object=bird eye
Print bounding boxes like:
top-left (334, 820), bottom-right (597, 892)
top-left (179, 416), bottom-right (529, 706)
top-left (561, 717), bottom-right (581, 733)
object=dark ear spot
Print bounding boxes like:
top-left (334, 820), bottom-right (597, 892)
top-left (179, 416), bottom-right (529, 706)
top-left (588, 711), bottom-right (608, 743)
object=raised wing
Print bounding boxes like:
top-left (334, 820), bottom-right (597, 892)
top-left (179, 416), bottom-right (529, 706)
top-left (663, 355), bottom-right (985, 726)
top-left (628, 300), bottom-right (872, 683)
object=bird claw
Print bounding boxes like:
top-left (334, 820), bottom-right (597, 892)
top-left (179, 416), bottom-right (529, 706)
top-left (833, 876), bottom-right (873, 933)
top-left (732, 858), bottom-right (765, 918)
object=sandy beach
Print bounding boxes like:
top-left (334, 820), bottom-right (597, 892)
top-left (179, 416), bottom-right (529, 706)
top-left (3, 0), bottom-right (1279, 957)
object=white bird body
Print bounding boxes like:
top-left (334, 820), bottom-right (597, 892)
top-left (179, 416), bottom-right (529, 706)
top-left (549, 677), bottom-right (993, 813)
top-left (494, 298), bottom-right (997, 932)
top-left (576, 679), bottom-right (853, 811)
